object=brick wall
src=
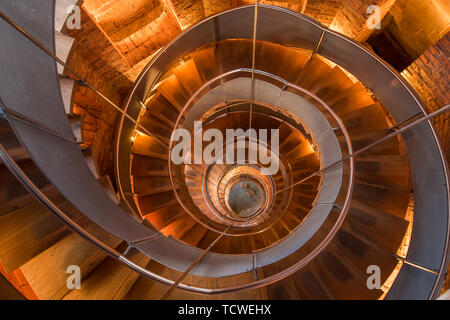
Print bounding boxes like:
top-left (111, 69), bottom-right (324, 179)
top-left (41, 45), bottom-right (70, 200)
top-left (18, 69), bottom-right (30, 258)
top-left (171, 0), bottom-right (234, 28)
top-left (401, 32), bottom-right (450, 164)
top-left (304, 0), bottom-right (339, 26)
top-left (171, 0), bottom-right (206, 28)
top-left (83, 0), bottom-right (181, 65)
top-left (67, 10), bottom-right (133, 177)
top-left (236, 0), bottom-right (339, 27)
top-left (236, 0), bottom-right (393, 38)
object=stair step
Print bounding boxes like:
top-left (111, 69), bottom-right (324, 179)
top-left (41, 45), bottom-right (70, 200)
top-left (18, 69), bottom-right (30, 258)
top-left (344, 199), bottom-right (409, 254)
top-left (255, 41), bottom-right (283, 77)
top-left (333, 226), bottom-right (399, 288)
top-left (0, 184), bottom-right (59, 217)
top-left (261, 262), bottom-right (305, 299)
top-left (276, 47), bottom-right (310, 83)
top-left (327, 82), bottom-right (374, 115)
top-left (144, 203), bottom-right (185, 230)
top-left (354, 155), bottom-right (410, 189)
top-left (157, 75), bottom-right (189, 112)
top-left (344, 133), bottom-right (400, 159)
top-left (20, 220), bottom-right (122, 300)
top-left (160, 214), bottom-right (197, 238)
top-left (0, 195), bottom-right (83, 272)
top-left (138, 113), bottom-right (173, 142)
top-left (7, 146), bottom-right (29, 162)
top-left (294, 56), bottom-right (331, 90)
top-left (279, 213), bottom-right (300, 231)
top-left (63, 243), bottom-right (150, 300)
top-left (191, 46), bottom-right (218, 82)
top-left (271, 222), bottom-right (290, 240)
top-left (352, 182), bottom-right (410, 219)
top-left (309, 66), bottom-right (354, 101)
top-left (263, 228), bottom-right (279, 244)
top-left (341, 103), bottom-right (389, 132)
top-left (180, 223), bottom-right (209, 247)
top-left (313, 243), bottom-right (384, 299)
top-left (292, 188), bottom-right (318, 200)
top-left (197, 230), bottom-right (219, 251)
top-left (290, 152), bottom-right (320, 168)
top-left (131, 176), bottom-right (173, 196)
top-left (172, 59), bottom-right (203, 96)
top-left (130, 154), bottom-right (171, 177)
top-left (55, 32), bottom-right (75, 76)
top-left (215, 40), bottom-right (253, 73)
top-left (292, 261), bottom-right (339, 299)
top-left (0, 120), bottom-right (22, 150)
top-left (55, 0), bottom-right (80, 33)
top-left (135, 191), bottom-right (179, 216)
top-left (0, 159), bottom-right (51, 216)
top-left (288, 203), bottom-right (310, 219)
top-left (143, 93), bottom-right (179, 127)
top-left (125, 260), bottom-right (236, 300)
top-left (58, 77), bottom-right (76, 115)
top-left (124, 261), bottom-right (177, 300)
top-left (291, 194), bottom-right (314, 208)
top-left (279, 131), bottom-right (306, 153)
top-left (131, 134), bottom-right (168, 160)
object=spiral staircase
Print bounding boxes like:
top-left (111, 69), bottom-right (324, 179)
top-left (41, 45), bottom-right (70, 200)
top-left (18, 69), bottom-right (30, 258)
top-left (0, 1), bottom-right (449, 300)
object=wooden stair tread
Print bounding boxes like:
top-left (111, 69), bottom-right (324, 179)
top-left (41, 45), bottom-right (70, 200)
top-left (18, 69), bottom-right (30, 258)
top-left (180, 223), bottom-right (209, 247)
top-left (131, 134), bottom-right (168, 159)
top-left (191, 46), bottom-right (219, 82)
top-left (171, 59), bottom-right (203, 96)
top-left (0, 195), bottom-right (83, 272)
top-left (21, 220), bottom-right (122, 300)
top-left (135, 191), bottom-right (179, 216)
top-left (63, 243), bottom-right (149, 300)
top-left (344, 199), bottom-right (409, 253)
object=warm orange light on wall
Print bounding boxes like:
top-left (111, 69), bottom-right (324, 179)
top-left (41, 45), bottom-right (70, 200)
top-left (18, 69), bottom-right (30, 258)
top-left (306, 142), bottom-right (315, 154)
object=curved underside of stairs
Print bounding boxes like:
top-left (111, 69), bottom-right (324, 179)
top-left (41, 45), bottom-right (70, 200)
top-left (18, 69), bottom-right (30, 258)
top-left (0, 1), bottom-right (448, 300)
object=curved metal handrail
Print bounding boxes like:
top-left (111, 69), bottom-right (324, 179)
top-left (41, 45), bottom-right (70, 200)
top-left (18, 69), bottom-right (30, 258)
top-left (166, 68), bottom-right (353, 240)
